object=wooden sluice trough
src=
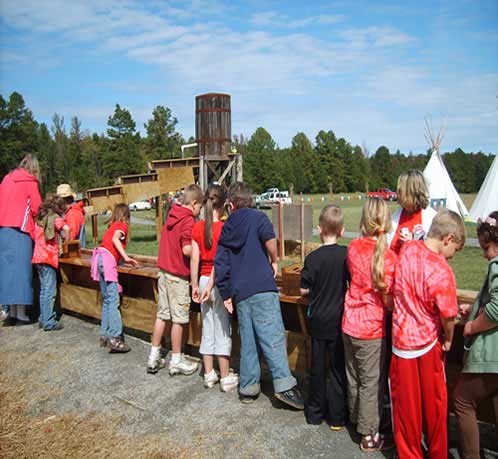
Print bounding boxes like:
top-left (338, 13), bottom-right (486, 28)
top-left (59, 249), bottom-right (494, 423)
top-left (59, 248), bottom-right (309, 372)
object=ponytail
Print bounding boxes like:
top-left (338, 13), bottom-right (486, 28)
top-left (360, 198), bottom-right (392, 292)
top-left (372, 232), bottom-right (387, 292)
top-left (203, 184), bottom-right (227, 250)
top-left (204, 197), bottom-right (214, 250)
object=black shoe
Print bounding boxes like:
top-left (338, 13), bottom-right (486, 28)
top-left (16, 318), bottom-right (32, 326)
top-left (43, 322), bottom-right (64, 332)
top-left (274, 386), bottom-right (305, 410)
top-left (239, 392), bottom-right (259, 404)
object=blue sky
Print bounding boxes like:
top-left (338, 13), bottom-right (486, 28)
top-left (1, 0), bottom-right (497, 154)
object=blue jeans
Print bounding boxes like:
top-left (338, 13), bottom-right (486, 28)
top-left (236, 291), bottom-right (296, 396)
top-left (98, 256), bottom-right (122, 337)
top-left (36, 264), bottom-right (58, 329)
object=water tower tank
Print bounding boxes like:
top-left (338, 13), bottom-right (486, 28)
top-left (195, 93), bottom-right (231, 160)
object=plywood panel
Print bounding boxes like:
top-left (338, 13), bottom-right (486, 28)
top-left (61, 284), bottom-right (100, 319)
top-left (122, 181), bottom-right (160, 203)
top-left (157, 167), bottom-right (195, 194)
top-left (120, 296), bottom-right (157, 333)
top-left (90, 193), bottom-right (126, 213)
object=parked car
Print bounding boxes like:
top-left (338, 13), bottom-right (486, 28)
top-left (129, 200), bottom-right (152, 211)
top-left (367, 188), bottom-right (398, 201)
top-left (255, 191), bottom-right (292, 209)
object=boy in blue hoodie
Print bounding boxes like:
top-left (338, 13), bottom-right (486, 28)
top-left (215, 182), bottom-right (304, 409)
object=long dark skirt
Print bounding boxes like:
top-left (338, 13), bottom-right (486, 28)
top-left (0, 227), bottom-right (34, 305)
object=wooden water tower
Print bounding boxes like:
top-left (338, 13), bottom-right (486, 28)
top-left (195, 93), bottom-right (242, 190)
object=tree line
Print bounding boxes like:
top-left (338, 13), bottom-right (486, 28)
top-left (1, 91), bottom-right (495, 197)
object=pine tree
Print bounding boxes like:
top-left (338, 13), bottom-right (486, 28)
top-left (104, 104), bottom-right (144, 180)
top-left (244, 127), bottom-right (281, 193)
top-left (0, 92), bottom-right (38, 176)
top-left (143, 105), bottom-right (184, 160)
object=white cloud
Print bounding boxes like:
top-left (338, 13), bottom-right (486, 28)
top-left (1, 0), bottom-right (496, 153)
top-left (250, 11), bottom-right (344, 29)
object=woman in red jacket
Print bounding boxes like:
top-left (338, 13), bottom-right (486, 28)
top-left (0, 154), bottom-right (42, 323)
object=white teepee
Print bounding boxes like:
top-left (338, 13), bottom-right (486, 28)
top-left (423, 119), bottom-right (469, 218)
top-left (469, 154), bottom-right (498, 222)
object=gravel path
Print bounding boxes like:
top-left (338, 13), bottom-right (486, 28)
top-left (1, 316), bottom-right (496, 458)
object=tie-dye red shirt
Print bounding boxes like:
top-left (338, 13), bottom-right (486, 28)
top-left (392, 240), bottom-right (458, 350)
top-left (342, 237), bottom-right (397, 339)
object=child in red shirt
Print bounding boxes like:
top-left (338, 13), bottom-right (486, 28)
top-left (147, 184), bottom-right (203, 375)
top-left (32, 194), bottom-right (70, 330)
top-left (190, 184), bottom-right (238, 392)
top-left (56, 183), bottom-right (86, 245)
top-left (342, 198), bottom-right (397, 452)
top-left (388, 170), bottom-right (437, 254)
top-left (90, 203), bottom-right (137, 352)
top-left (390, 208), bottom-right (465, 459)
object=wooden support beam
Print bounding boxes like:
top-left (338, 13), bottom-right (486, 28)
top-left (217, 159), bottom-right (235, 184)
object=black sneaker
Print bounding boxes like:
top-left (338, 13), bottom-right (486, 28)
top-left (239, 393), bottom-right (259, 404)
top-left (274, 386), bottom-right (305, 410)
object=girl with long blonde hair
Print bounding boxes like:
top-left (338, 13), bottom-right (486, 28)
top-left (341, 198), bottom-right (398, 452)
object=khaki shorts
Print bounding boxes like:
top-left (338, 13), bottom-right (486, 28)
top-left (157, 270), bottom-right (191, 324)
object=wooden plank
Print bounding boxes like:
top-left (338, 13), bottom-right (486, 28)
top-left (120, 296), bottom-right (157, 333)
top-left (151, 157), bottom-right (200, 169)
top-left (59, 256), bottom-right (159, 280)
top-left (89, 193), bottom-right (126, 213)
top-left (61, 284), bottom-right (101, 320)
top-left (157, 167), bottom-right (195, 194)
top-left (122, 180), bottom-right (160, 204)
top-left (457, 289), bottom-right (478, 304)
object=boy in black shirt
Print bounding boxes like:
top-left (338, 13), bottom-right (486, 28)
top-left (300, 205), bottom-right (349, 429)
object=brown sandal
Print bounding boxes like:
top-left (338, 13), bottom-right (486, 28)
top-left (99, 336), bottom-right (109, 348)
top-left (108, 337), bottom-right (130, 353)
top-left (360, 433), bottom-right (384, 452)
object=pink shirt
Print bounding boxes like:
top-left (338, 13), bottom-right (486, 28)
top-left (392, 240), bottom-right (458, 350)
top-left (90, 247), bottom-right (122, 294)
top-left (342, 237), bottom-right (397, 339)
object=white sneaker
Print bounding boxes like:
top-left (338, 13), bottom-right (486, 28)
top-left (204, 369), bottom-right (219, 388)
top-left (220, 372), bottom-right (239, 392)
top-left (147, 355), bottom-right (167, 374)
top-left (169, 354), bottom-right (199, 376)
top-left (0, 310), bottom-right (9, 322)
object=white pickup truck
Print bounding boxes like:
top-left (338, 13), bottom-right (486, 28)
top-left (255, 189), bottom-right (291, 208)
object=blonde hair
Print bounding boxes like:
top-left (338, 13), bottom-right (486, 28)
top-left (360, 198), bottom-right (392, 292)
top-left (106, 203), bottom-right (130, 226)
top-left (183, 184), bottom-right (203, 206)
top-left (18, 154), bottom-right (41, 183)
top-left (427, 208), bottom-right (466, 247)
top-left (319, 205), bottom-right (344, 237)
top-left (397, 170), bottom-right (429, 213)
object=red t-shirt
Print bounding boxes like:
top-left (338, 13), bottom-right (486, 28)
top-left (192, 220), bottom-right (224, 277)
top-left (392, 240), bottom-right (458, 350)
top-left (65, 201), bottom-right (85, 240)
top-left (342, 237), bottom-right (397, 339)
top-left (101, 221), bottom-right (128, 263)
top-left (390, 208), bottom-right (423, 254)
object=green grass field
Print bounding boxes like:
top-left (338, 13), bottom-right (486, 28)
top-left (85, 194), bottom-right (487, 291)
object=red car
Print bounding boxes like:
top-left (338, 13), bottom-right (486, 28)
top-left (367, 188), bottom-right (398, 201)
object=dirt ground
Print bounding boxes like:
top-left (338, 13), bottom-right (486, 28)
top-left (1, 315), bottom-right (496, 459)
